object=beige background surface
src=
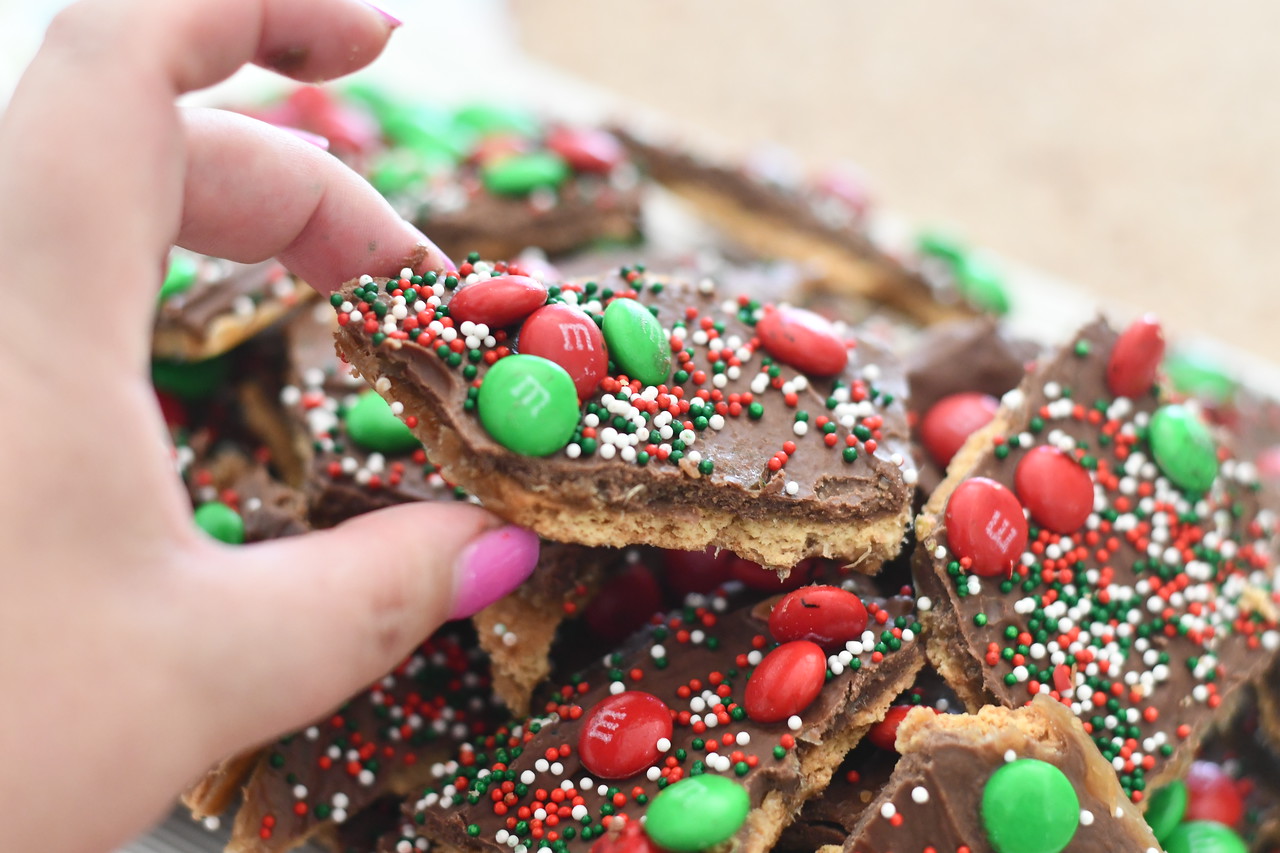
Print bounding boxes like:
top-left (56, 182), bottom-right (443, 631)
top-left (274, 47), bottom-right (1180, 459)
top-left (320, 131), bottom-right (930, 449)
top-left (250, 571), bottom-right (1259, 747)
top-left (513, 1), bottom-right (1280, 361)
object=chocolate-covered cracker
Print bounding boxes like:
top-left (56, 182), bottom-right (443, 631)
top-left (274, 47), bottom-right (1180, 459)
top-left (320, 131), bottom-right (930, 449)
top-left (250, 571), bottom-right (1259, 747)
top-left (272, 303), bottom-right (470, 527)
top-left (775, 669), bottom-right (960, 853)
top-left (385, 578), bottom-right (923, 853)
top-left (155, 250), bottom-right (314, 361)
top-left (333, 262), bottom-right (917, 569)
top-left (915, 317), bottom-right (1280, 800)
top-left (616, 130), bottom-right (978, 325)
top-left (246, 87), bottom-right (643, 261)
top-left (841, 697), bottom-right (1162, 853)
top-left (225, 626), bottom-right (507, 853)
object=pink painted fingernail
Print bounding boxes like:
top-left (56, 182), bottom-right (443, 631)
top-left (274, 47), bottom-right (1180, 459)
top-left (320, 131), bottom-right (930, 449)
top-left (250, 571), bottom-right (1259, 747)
top-left (362, 1), bottom-right (402, 28)
top-left (449, 525), bottom-right (540, 620)
top-left (276, 125), bottom-right (330, 151)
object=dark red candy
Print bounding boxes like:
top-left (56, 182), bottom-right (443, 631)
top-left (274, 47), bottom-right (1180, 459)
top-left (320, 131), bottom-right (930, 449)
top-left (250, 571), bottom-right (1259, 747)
top-left (519, 304), bottom-right (609, 399)
top-left (730, 557), bottom-right (817, 591)
top-left (1014, 445), bottom-right (1094, 534)
top-left (755, 306), bottom-right (849, 377)
top-left (867, 704), bottom-right (938, 752)
top-left (743, 640), bottom-right (827, 723)
top-left (1106, 315), bottom-right (1165, 398)
top-left (547, 127), bottom-right (626, 174)
top-left (578, 691), bottom-right (674, 779)
top-left (1184, 760), bottom-right (1245, 828)
top-left (661, 547), bottom-right (735, 598)
top-left (584, 562), bottom-right (665, 643)
top-left (449, 275), bottom-right (548, 328)
top-left (155, 390), bottom-right (187, 428)
top-left (260, 86), bottom-right (380, 156)
top-left (767, 585), bottom-right (868, 651)
top-left (944, 477), bottom-right (1028, 578)
top-left (590, 819), bottom-right (666, 853)
top-left (920, 392), bottom-right (1000, 467)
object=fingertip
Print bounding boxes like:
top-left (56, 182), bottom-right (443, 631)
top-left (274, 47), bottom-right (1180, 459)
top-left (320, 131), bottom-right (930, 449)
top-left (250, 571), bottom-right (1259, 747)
top-left (447, 525), bottom-right (541, 620)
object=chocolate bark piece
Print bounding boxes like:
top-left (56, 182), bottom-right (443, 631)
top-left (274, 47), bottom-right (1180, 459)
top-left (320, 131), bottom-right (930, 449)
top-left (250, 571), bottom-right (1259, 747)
top-left (615, 130), bottom-right (973, 326)
top-left (245, 87), bottom-right (644, 261)
top-left (905, 317), bottom-right (1038, 498)
top-left (915, 318), bottom-right (1280, 801)
top-left (775, 669), bottom-right (961, 853)
top-left (333, 264), bottom-right (917, 569)
top-left (154, 251), bottom-right (314, 361)
top-left (403, 171), bottom-right (642, 264)
top-left (272, 303), bottom-right (469, 528)
top-left (226, 626), bottom-right (508, 853)
top-left (186, 451), bottom-right (311, 543)
top-left (387, 578), bottom-right (924, 853)
top-left (841, 697), bottom-right (1162, 853)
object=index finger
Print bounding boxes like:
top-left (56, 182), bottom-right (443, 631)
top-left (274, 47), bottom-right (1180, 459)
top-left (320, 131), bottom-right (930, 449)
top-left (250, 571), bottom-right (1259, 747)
top-left (0, 0), bottom-right (401, 348)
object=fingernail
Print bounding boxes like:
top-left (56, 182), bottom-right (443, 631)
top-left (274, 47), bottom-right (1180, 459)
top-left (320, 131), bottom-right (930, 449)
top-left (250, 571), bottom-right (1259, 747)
top-left (276, 125), bottom-right (330, 151)
top-left (362, 1), bottom-right (402, 28)
top-left (449, 525), bottom-right (540, 620)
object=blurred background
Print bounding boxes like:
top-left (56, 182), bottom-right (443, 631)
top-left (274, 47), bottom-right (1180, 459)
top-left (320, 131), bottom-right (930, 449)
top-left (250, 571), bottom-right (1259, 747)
top-left (4, 0), bottom-right (1279, 360)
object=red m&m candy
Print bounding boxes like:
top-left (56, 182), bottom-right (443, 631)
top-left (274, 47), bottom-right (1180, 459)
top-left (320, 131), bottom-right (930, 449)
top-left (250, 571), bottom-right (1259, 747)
top-left (661, 547), bottom-right (734, 597)
top-left (1014, 446), bottom-right (1094, 534)
top-left (768, 585), bottom-right (868, 651)
top-left (583, 563), bottom-right (665, 643)
top-left (1106, 315), bottom-right (1164, 399)
top-left (755, 306), bottom-right (849, 377)
top-left (449, 275), bottom-right (548, 328)
top-left (920, 392), bottom-right (1000, 467)
top-left (578, 691), bottom-right (674, 779)
top-left (1184, 761), bottom-right (1245, 828)
top-left (867, 704), bottom-right (938, 752)
top-left (518, 303), bottom-right (609, 399)
top-left (743, 640), bottom-right (827, 723)
top-left (944, 477), bottom-right (1028, 578)
top-left (546, 127), bottom-right (626, 174)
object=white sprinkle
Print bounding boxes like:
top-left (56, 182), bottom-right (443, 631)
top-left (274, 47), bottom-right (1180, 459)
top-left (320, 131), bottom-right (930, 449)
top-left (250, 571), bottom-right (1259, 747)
top-left (787, 715), bottom-right (803, 731)
top-left (911, 786), bottom-right (930, 804)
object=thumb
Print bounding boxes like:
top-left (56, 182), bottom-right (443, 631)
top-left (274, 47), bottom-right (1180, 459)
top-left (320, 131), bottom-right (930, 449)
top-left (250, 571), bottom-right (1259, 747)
top-left (185, 502), bottom-right (539, 754)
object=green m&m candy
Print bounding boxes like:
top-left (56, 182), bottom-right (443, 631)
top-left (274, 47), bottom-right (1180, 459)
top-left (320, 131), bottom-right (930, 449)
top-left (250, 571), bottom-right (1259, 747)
top-left (477, 354), bottom-right (579, 457)
top-left (151, 354), bottom-right (231, 400)
top-left (916, 228), bottom-right (968, 264)
top-left (602, 298), bottom-right (671, 387)
top-left (1162, 821), bottom-right (1247, 853)
top-left (345, 391), bottom-right (420, 454)
top-left (480, 151), bottom-right (570, 196)
top-left (1144, 780), bottom-right (1188, 844)
top-left (452, 102), bottom-right (539, 139)
top-left (1148, 404), bottom-right (1218, 493)
top-left (159, 252), bottom-right (199, 302)
top-left (194, 501), bottom-right (245, 545)
top-left (981, 758), bottom-right (1080, 853)
top-left (643, 775), bottom-right (750, 852)
top-left (1163, 349), bottom-right (1237, 406)
top-left (955, 253), bottom-right (1011, 316)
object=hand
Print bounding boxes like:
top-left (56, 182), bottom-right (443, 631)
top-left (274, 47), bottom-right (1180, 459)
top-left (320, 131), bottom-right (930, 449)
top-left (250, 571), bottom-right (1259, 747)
top-left (0, 2), bottom-right (539, 850)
